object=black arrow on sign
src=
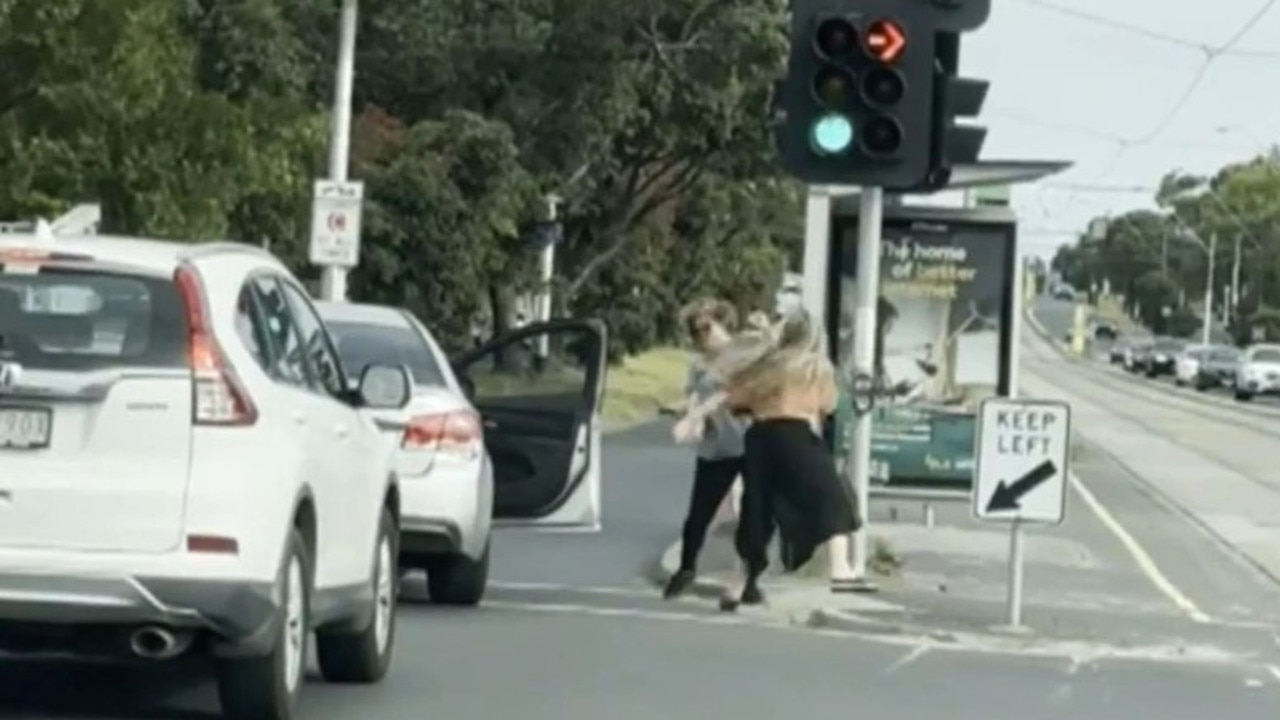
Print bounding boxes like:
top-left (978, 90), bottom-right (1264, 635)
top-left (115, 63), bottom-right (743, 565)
top-left (985, 459), bottom-right (1058, 513)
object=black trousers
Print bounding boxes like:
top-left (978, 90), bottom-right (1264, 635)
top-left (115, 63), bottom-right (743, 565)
top-left (678, 456), bottom-right (744, 571)
top-left (735, 418), bottom-right (859, 583)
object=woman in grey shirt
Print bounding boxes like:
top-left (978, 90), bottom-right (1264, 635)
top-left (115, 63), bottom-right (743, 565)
top-left (663, 299), bottom-right (749, 599)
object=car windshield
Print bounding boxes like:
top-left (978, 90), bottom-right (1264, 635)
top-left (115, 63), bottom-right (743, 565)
top-left (0, 268), bottom-right (186, 370)
top-left (1210, 348), bottom-right (1240, 361)
top-left (325, 320), bottom-right (446, 387)
top-left (1154, 339), bottom-right (1183, 351)
top-left (1250, 348), bottom-right (1280, 363)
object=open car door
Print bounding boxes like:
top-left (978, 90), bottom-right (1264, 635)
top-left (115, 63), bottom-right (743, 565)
top-left (451, 319), bottom-right (607, 530)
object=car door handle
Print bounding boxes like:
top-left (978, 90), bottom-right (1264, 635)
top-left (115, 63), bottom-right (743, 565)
top-left (292, 411), bottom-right (307, 427)
top-left (483, 418), bottom-right (498, 430)
top-left (335, 425), bottom-right (348, 438)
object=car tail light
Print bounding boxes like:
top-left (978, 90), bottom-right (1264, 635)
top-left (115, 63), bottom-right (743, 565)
top-left (174, 265), bottom-right (258, 426)
top-left (402, 410), bottom-right (481, 456)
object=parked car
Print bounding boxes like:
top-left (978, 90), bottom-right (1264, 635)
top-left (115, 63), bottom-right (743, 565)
top-left (1174, 344), bottom-right (1212, 386)
top-left (1193, 346), bottom-right (1241, 391)
top-left (1233, 344), bottom-right (1280, 401)
top-left (1092, 321), bottom-right (1118, 341)
top-left (1111, 336), bottom-right (1143, 365)
top-left (1138, 337), bottom-right (1185, 377)
top-left (0, 234), bottom-right (414, 719)
top-left (1124, 340), bottom-right (1153, 372)
top-left (317, 302), bottom-right (607, 606)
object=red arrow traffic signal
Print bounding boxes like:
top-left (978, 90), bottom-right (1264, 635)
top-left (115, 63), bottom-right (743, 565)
top-left (864, 19), bottom-right (906, 63)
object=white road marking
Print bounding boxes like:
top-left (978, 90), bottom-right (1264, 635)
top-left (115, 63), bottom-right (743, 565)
top-left (482, 599), bottom-right (765, 627)
top-left (1070, 472), bottom-right (1212, 623)
top-left (489, 580), bottom-right (656, 599)
top-left (884, 645), bottom-right (929, 674)
top-left (1267, 664), bottom-right (1280, 683)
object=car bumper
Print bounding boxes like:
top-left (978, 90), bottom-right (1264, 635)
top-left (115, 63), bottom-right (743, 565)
top-left (399, 454), bottom-right (493, 560)
top-left (0, 572), bottom-right (277, 657)
top-left (1241, 378), bottom-right (1280, 393)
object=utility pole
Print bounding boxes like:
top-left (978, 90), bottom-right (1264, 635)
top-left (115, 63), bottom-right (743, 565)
top-left (318, 0), bottom-right (359, 301)
top-left (1230, 234), bottom-right (1241, 324)
top-left (1202, 232), bottom-right (1216, 345)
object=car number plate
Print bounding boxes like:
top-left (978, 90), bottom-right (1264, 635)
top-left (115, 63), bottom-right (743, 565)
top-left (0, 407), bottom-right (52, 449)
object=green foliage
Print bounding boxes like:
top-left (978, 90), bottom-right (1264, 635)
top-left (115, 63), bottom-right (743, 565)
top-left (1, 0), bottom-right (795, 358)
top-left (1058, 153), bottom-right (1280, 342)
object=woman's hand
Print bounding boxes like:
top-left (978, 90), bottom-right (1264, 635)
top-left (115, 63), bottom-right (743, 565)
top-left (672, 414), bottom-right (704, 444)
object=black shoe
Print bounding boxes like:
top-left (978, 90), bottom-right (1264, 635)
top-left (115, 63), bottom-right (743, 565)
top-left (718, 596), bottom-right (740, 613)
top-left (741, 582), bottom-right (765, 605)
top-left (663, 569), bottom-right (695, 599)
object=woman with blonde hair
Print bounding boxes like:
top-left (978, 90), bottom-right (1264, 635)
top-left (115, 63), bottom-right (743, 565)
top-left (664, 298), bottom-right (750, 599)
top-left (702, 308), bottom-right (866, 610)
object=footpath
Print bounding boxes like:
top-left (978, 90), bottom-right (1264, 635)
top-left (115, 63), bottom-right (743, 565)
top-left (650, 317), bottom-right (1280, 669)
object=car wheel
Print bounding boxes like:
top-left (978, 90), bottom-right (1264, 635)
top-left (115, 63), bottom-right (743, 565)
top-left (426, 541), bottom-right (490, 606)
top-left (1235, 389), bottom-right (1254, 401)
top-left (316, 507), bottom-right (398, 683)
top-left (1174, 376), bottom-right (1184, 386)
top-left (217, 529), bottom-right (311, 720)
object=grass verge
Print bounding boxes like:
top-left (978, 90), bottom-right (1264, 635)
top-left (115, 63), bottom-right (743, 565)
top-left (602, 346), bottom-right (688, 432)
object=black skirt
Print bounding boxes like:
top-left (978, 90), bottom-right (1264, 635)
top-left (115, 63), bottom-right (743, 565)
top-left (735, 417), bottom-right (860, 575)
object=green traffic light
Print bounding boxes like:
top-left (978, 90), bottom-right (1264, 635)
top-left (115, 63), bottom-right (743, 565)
top-left (810, 114), bottom-right (853, 155)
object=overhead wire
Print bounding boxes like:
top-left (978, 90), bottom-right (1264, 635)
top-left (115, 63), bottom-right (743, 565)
top-left (1006, 0), bottom-right (1280, 242)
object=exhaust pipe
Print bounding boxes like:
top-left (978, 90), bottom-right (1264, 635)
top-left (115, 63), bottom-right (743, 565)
top-left (129, 626), bottom-right (192, 660)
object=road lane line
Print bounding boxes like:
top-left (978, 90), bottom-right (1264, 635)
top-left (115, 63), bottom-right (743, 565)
top-left (1267, 664), bottom-right (1280, 683)
top-left (489, 580), bottom-right (656, 599)
top-left (1070, 472), bottom-right (1212, 623)
top-left (884, 645), bottom-right (929, 674)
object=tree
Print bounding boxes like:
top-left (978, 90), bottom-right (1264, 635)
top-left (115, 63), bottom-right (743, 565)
top-left (348, 108), bottom-right (540, 350)
top-left (0, 0), bottom-right (321, 241)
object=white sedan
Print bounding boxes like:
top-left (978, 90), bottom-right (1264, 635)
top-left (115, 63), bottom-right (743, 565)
top-left (1173, 345), bottom-right (1211, 386)
top-left (316, 302), bottom-right (607, 605)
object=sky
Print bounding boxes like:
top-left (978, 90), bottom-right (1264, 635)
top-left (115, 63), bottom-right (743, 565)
top-left (960, 0), bottom-right (1280, 258)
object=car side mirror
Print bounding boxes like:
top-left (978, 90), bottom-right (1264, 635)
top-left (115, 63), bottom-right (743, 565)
top-left (358, 364), bottom-right (412, 409)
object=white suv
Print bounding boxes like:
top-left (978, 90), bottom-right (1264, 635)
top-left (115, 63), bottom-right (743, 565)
top-left (0, 232), bottom-right (412, 719)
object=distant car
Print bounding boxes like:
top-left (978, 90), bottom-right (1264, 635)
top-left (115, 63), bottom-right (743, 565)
top-left (1052, 286), bottom-right (1076, 301)
top-left (1139, 337), bottom-right (1185, 377)
top-left (1123, 340), bottom-right (1153, 372)
top-left (1174, 345), bottom-right (1212, 386)
top-left (1233, 344), bottom-right (1280, 401)
top-left (1093, 322), bottom-right (1118, 341)
top-left (1109, 338), bottom-right (1134, 365)
top-left (1193, 346), bottom-right (1241, 391)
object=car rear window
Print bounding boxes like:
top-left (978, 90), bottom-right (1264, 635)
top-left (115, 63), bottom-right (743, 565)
top-left (0, 268), bottom-right (186, 370)
top-left (1252, 348), bottom-right (1280, 363)
top-left (326, 320), bottom-right (446, 387)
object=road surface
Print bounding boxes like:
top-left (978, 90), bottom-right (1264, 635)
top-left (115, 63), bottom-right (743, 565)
top-left (5, 427), bottom-right (1280, 718)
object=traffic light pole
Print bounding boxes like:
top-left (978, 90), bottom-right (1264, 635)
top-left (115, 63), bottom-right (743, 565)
top-left (845, 185), bottom-right (884, 580)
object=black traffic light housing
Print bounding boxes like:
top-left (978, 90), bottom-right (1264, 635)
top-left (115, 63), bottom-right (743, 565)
top-left (924, 0), bottom-right (991, 30)
top-left (773, 0), bottom-right (938, 189)
top-left (909, 31), bottom-right (990, 192)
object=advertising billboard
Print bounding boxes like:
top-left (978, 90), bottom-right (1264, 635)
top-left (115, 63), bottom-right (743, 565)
top-left (828, 209), bottom-right (1017, 490)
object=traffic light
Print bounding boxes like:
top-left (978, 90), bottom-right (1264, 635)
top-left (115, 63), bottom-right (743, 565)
top-left (910, 32), bottom-right (990, 192)
top-left (774, 0), bottom-right (938, 189)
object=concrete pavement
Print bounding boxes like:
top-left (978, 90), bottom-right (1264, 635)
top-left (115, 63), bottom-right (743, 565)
top-left (8, 422), bottom-right (1280, 718)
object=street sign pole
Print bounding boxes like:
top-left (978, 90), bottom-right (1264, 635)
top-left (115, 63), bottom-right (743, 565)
top-left (846, 186), bottom-right (884, 580)
top-left (317, 0), bottom-right (359, 302)
top-left (1006, 517), bottom-right (1024, 627)
top-left (973, 398), bottom-right (1071, 632)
